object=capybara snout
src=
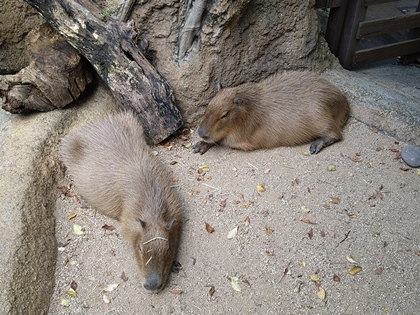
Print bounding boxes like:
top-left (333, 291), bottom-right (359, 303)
top-left (60, 111), bottom-right (182, 293)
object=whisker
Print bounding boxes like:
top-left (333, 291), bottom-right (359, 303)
top-left (143, 237), bottom-right (169, 245)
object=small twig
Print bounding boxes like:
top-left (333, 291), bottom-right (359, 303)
top-left (279, 261), bottom-right (291, 283)
top-left (339, 230), bottom-right (351, 244)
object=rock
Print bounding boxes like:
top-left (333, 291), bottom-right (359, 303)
top-left (401, 146), bottom-right (420, 168)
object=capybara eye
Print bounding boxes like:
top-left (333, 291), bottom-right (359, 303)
top-left (136, 218), bottom-right (146, 228)
top-left (220, 111), bottom-right (229, 119)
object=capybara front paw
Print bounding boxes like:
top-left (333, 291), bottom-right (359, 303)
top-left (192, 141), bottom-right (213, 154)
top-left (309, 140), bottom-right (324, 155)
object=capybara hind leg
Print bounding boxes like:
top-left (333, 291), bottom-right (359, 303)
top-left (193, 141), bottom-right (214, 155)
top-left (309, 136), bottom-right (340, 154)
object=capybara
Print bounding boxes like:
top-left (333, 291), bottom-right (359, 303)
top-left (60, 111), bottom-right (182, 294)
top-left (193, 71), bottom-right (350, 155)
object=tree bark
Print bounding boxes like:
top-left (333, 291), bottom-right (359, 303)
top-left (24, 0), bottom-right (182, 143)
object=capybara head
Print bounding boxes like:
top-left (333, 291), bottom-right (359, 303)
top-left (197, 88), bottom-right (253, 143)
top-left (122, 195), bottom-right (181, 294)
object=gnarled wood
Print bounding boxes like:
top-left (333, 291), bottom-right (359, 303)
top-left (24, 0), bottom-right (182, 143)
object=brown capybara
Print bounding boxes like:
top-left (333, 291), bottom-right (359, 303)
top-left (60, 111), bottom-right (182, 294)
top-left (193, 71), bottom-right (350, 155)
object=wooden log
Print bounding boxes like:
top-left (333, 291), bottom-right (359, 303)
top-left (0, 24), bottom-right (92, 114)
top-left (24, 0), bottom-right (182, 143)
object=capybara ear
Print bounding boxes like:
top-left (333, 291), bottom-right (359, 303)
top-left (136, 218), bottom-right (146, 228)
top-left (166, 219), bottom-right (176, 229)
top-left (233, 97), bottom-right (244, 106)
top-left (217, 82), bottom-right (223, 90)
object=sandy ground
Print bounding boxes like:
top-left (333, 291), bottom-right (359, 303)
top-left (49, 118), bottom-right (419, 315)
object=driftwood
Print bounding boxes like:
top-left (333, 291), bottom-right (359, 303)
top-left (0, 24), bottom-right (92, 114)
top-left (24, 0), bottom-right (182, 143)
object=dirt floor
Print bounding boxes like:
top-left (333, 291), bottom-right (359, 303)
top-left (49, 118), bottom-right (419, 315)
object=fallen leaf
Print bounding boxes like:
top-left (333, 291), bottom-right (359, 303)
top-left (301, 149), bottom-right (310, 156)
top-left (171, 290), bottom-right (183, 295)
top-left (348, 266), bottom-right (362, 275)
top-left (219, 199), bottom-right (227, 208)
top-left (230, 276), bottom-right (241, 291)
top-left (60, 298), bottom-right (70, 307)
top-left (300, 218), bottom-right (316, 224)
top-left (346, 255), bottom-right (358, 264)
top-left (227, 226), bottom-right (238, 239)
top-left (67, 288), bottom-right (77, 298)
top-left (103, 283), bottom-right (119, 293)
top-left (256, 184), bottom-right (266, 192)
top-left (70, 280), bottom-right (78, 291)
top-left (323, 203), bottom-right (331, 209)
top-left (264, 168), bottom-right (271, 174)
top-left (184, 142), bottom-right (192, 149)
top-left (350, 155), bottom-right (362, 162)
top-left (333, 274), bottom-right (341, 282)
top-left (265, 227), bottom-right (274, 234)
top-left (199, 165), bottom-right (210, 172)
top-left (327, 164), bottom-right (336, 171)
top-left (310, 274), bottom-right (319, 282)
top-left (102, 294), bottom-right (110, 304)
top-left (68, 212), bottom-right (77, 220)
top-left (244, 216), bottom-right (250, 226)
top-left (209, 286), bottom-right (215, 297)
top-left (375, 267), bottom-right (384, 275)
top-left (72, 224), bottom-right (84, 235)
top-left (102, 224), bottom-right (116, 231)
top-left (301, 260), bottom-right (306, 267)
top-left (169, 161), bottom-right (178, 165)
top-left (266, 250), bottom-right (274, 256)
top-left (205, 222), bottom-right (215, 233)
top-left (121, 272), bottom-right (128, 282)
top-left (348, 214), bottom-right (357, 218)
top-left (317, 285), bottom-right (326, 300)
top-left (308, 228), bottom-right (313, 239)
top-left (331, 197), bottom-right (340, 205)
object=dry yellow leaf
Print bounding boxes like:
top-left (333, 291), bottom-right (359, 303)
top-left (230, 276), bottom-right (241, 292)
top-left (68, 212), bottom-right (77, 220)
top-left (184, 142), bottom-right (192, 149)
top-left (301, 149), bottom-right (310, 156)
top-left (310, 274), bottom-right (319, 282)
top-left (199, 165), bottom-right (210, 171)
top-left (265, 227), bottom-right (274, 234)
top-left (60, 298), bottom-right (70, 307)
top-left (317, 285), bottom-right (326, 300)
top-left (72, 224), bottom-right (84, 235)
top-left (349, 214), bottom-right (358, 218)
top-left (301, 260), bottom-right (306, 267)
top-left (327, 164), bottom-right (336, 171)
top-left (67, 288), bottom-right (77, 298)
top-left (256, 184), bottom-right (266, 192)
top-left (348, 266), bottom-right (362, 275)
top-left (265, 250), bottom-right (274, 256)
top-left (346, 254), bottom-right (358, 264)
top-left (227, 226), bottom-right (238, 239)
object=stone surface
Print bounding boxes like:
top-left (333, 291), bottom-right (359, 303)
top-left (401, 145), bottom-right (420, 168)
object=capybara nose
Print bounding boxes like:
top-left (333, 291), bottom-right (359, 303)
top-left (143, 272), bottom-right (163, 293)
top-left (197, 126), bottom-right (209, 139)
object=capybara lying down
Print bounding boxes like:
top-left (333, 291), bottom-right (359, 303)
top-left (193, 71), bottom-right (350, 155)
top-left (60, 111), bottom-right (182, 294)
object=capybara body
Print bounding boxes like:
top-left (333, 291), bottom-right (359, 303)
top-left (193, 71), bottom-right (350, 154)
top-left (60, 111), bottom-right (182, 294)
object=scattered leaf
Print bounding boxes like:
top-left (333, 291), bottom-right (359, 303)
top-left (208, 285), bottom-right (215, 297)
top-left (308, 228), bottom-right (313, 239)
top-left (310, 274), bottom-right (319, 282)
top-left (244, 216), bottom-right (250, 226)
top-left (348, 266), bottom-right (362, 275)
top-left (368, 162), bottom-right (373, 168)
top-left (301, 149), bottom-right (310, 156)
top-left (317, 285), bottom-right (326, 300)
top-left (346, 255), bottom-right (358, 264)
top-left (256, 184), bottom-right (266, 192)
top-left (333, 274), bottom-right (341, 282)
top-left (331, 197), bottom-right (340, 205)
top-left (171, 290), bottom-right (183, 295)
top-left (169, 161), bottom-right (178, 165)
top-left (227, 226), bottom-right (238, 239)
top-left (219, 199), bottom-right (227, 208)
top-left (205, 222), bottom-right (215, 234)
top-left (199, 165), bottom-right (210, 171)
top-left (70, 280), bottom-right (78, 291)
top-left (266, 250), bottom-right (274, 256)
top-left (184, 142), bottom-right (192, 149)
top-left (67, 288), bottom-right (77, 298)
top-left (102, 224), bottom-right (116, 231)
top-left (230, 276), bottom-right (241, 291)
top-left (348, 214), bottom-right (357, 218)
top-left (327, 164), bottom-right (336, 171)
top-left (60, 298), bottom-right (70, 307)
top-left (102, 294), bottom-right (110, 304)
top-left (264, 168), bottom-right (271, 174)
top-left (375, 267), bottom-right (384, 275)
top-left (301, 205), bottom-right (311, 213)
top-left (350, 155), bottom-right (362, 162)
top-left (68, 212), bottom-right (77, 220)
top-left (300, 218), bottom-right (316, 224)
top-left (265, 227), bottom-right (274, 234)
top-left (103, 283), bottom-right (119, 293)
top-left (302, 260), bottom-right (306, 267)
top-left (72, 224), bottom-right (84, 235)
top-left (121, 272), bottom-right (128, 282)
top-left (383, 307), bottom-right (389, 312)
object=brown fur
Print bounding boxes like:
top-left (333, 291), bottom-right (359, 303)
top-left (193, 71), bottom-right (350, 154)
top-left (60, 111), bottom-right (182, 294)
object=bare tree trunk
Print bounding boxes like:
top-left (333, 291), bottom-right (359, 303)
top-left (24, 0), bottom-right (182, 143)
